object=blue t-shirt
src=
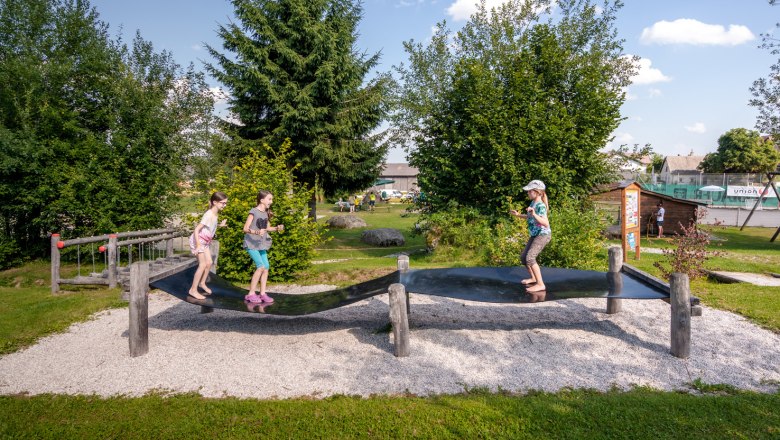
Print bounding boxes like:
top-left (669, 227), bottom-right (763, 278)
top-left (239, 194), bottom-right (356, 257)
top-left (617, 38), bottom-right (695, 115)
top-left (527, 201), bottom-right (551, 237)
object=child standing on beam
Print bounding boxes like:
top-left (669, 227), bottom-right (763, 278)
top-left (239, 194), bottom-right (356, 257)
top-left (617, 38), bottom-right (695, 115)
top-left (509, 180), bottom-right (552, 293)
top-left (242, 190), bottom-right (284, 304)
top-left (188, 191), bottom-right (228, 299)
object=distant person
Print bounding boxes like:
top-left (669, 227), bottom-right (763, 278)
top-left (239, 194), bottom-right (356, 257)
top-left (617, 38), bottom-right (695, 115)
top-left (242, 190), bottom-right (284, 304)
top-left (188, 191), bottom-right (228, 300)
top-left (655, 201), bottom-right (665, 238)
top-left (509, 180), bottom-right (551, 293)
top-left (338, 197), bottom-right (346, 212)
top-left (348, 194), bottom-right (355, 213)
top-left (369, 192), bottom-right (376, 211)
top-left (353, 194), bottom-right (361, 211)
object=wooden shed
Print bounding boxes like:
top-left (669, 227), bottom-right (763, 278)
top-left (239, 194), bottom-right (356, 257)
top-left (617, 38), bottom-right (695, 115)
top-left (591, 180), bottom-right (706, 236)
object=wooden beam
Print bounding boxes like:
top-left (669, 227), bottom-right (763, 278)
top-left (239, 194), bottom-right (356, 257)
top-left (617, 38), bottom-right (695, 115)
top-left (129, 262), bottom-right (149, 357)
top-left (388, 283), bottom-right (410, 357)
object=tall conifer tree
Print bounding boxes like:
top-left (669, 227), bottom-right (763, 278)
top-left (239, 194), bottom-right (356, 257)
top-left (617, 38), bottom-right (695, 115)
top-left (207, 0), bottom-right (390, 217)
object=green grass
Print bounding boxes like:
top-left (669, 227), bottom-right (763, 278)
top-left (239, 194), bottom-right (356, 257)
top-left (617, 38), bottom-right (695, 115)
top-left (0, 261), bottom-right (125, 355)
top-left (617, 226), bottom-right (780, 331)
top-left (1, 389), bottom-right (778, 439)
top-left (2, 208), bottom-right (780, 438)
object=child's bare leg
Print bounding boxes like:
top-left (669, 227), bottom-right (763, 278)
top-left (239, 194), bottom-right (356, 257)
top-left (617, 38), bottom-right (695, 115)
top-left (248, 267), bottom-right (263, 295)
top-left (259, 268), bottom-right (269, 296)
top-left (525, 264), bottom-right (546, 292)
top-left (521, 267), bottom-right (537, 285)
top-left (188, 253), bottom-right (208, 299)
top-left (197, 249), bottom-right (213, 294)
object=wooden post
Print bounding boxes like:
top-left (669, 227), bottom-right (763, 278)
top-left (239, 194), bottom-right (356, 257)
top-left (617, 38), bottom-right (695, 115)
top-left (607, 246), bottom-right (623, 314)
top-left (107, 234), bottom-right (118, 289)
top-left (129, 262), bottom-right (149, 357)
top-left (670, 273), bottom-right (691, 358)
top-left (51, 234), bottom-right (61, 294)
top-left (397, 255), bottom-right (410, 316)
top-left (166, 238), bottom-right (174, 258)
top-left (201, 240), bottom-right (219, 314)
top-left (388, 283), bottom-right (410, 357)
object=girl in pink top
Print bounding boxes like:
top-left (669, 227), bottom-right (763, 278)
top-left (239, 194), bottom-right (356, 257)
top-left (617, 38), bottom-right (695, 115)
top-left (188, 191), bottom-right (228, 299)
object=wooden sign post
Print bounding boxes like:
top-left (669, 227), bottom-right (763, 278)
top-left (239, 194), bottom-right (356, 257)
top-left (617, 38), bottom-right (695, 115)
top-left (621, 183), bottom-right (642, 262)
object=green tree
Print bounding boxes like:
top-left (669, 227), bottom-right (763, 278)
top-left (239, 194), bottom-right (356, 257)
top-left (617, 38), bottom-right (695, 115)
top-left (389, 0), bottom-right (636, 214)
top-left (0, 0), bottom-right (214, 266)
top-left (206, 0), bottom-right (391, 218)
top-left (750, 0), bottom-right (780, 138)
top-left (699, 128), bottom-right (780, 173)
top-left (209, 141), bottom-right (323, 282)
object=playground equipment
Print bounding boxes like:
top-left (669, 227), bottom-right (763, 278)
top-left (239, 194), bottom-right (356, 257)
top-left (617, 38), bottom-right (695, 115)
top-left (50, 228), bottom-right (196, 296)
top-left (129, 246), bottom-right (701, 360)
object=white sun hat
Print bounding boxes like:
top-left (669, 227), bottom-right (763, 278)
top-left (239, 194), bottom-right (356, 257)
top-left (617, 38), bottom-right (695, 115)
top-left (522, 180), bottom-right (546, 191)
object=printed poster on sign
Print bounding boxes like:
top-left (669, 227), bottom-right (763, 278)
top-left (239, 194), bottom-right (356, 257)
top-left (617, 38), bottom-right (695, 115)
top-left (625, 190), bottom-right (639, 228)
top-left (627, 232), bottom-right (636, 250)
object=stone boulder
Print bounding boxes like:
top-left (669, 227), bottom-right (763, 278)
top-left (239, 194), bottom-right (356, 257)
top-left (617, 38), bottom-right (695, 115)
top-left (327, 215), bottom-right (367, 229)
top-left (361, 228), bottom-right (405, 247)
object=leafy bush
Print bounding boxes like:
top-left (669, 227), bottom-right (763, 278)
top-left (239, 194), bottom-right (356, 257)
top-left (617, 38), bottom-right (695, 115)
top-left (204, 141), bottom-right (324, 282)
top-left (540, 198), bottom-right (608, 271)
top-left (0, 236), bottom-right (22, 270)
top-left (419, 198), bottom-right (607, 270)
top-left (653, 208), bottom-right (719, 281)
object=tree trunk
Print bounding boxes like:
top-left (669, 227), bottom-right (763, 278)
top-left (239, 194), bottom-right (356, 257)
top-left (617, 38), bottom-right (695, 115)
top-left (308, 192), bottom-right (317, 221)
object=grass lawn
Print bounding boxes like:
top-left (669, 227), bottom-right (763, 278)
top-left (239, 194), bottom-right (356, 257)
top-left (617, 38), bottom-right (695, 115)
top-left (1, 207), bottom-right (778, 438)
top-left (618, 225), bottom-right (780, 331)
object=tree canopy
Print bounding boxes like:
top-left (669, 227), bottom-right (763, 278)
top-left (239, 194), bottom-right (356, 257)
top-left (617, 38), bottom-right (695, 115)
top-left (699, 128), bottom-right (780, 173)
top-left (0, 0), bottom-right (214, 266)
top-left (206, 0), bottom-right (391, 216)
top-left (389, 0), bottom-right (636, 214)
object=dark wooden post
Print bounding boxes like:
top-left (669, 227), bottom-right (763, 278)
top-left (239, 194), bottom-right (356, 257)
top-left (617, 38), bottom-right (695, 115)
top-left (607, 246), bottom-right (623, 314)
top-left (397, 255), bottom-right (410, 315)
top-left (129, 262), bottom-right (149, 357)
top-left (388, 283), bottom-right (410, 357)
top-left (201, 240), bottom-right (219, 314)
top-left (107, 234), bottom-right (118, 289)
top-left (51, 234), bottom-right (60, 294)
top-left (670, 273), bottom-right (691, 358)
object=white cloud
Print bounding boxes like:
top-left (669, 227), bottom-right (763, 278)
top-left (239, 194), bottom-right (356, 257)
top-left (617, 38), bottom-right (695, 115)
top-left (613, 132), bottom-right (635, 144)
top-left (191, 44), bottom-right (202, 51)
top-left (209, 87), bottom-right (229, 105)
top-left (640, 19), bottom-right (755, 46)
top-left (397, 0), bottom-right (425, 7)
top-left (648, 88), bottom-right (662, 98)
top-left (447, 0), bottom-right (504, 21)
top-left (685, 122), bottom-right (707, 134)
top-left (630, 57), bottom-right (672, 85)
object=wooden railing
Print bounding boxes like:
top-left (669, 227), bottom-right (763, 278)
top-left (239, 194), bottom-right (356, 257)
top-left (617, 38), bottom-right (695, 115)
top-left (50, 228), bottom-right (188, 293)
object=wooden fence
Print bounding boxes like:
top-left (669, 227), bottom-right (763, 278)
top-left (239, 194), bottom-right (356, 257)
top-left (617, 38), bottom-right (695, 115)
top-left (50, 228), bottom-right (189, 293)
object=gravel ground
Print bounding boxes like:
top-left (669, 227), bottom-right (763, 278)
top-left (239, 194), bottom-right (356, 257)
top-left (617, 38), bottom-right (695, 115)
top-left (1, 285), bottom-right (779, 399)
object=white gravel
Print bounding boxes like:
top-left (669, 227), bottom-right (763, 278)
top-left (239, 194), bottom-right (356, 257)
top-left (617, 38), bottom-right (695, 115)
top-left (1, 285), bottom-right (779, 399)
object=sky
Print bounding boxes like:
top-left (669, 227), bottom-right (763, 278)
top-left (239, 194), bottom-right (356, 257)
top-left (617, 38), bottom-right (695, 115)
top-left (88, 0), bottom-right (780, 163)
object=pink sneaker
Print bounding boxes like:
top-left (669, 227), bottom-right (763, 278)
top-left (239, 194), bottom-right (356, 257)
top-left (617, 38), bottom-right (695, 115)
top-left (258, 294), bottom-right (274, 304)
top-left (244, 293), bottom-right (262, 303)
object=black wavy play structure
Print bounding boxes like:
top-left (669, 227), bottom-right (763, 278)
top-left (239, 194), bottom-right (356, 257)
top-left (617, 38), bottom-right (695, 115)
top-left (150, 265), bottom-right (674, 316)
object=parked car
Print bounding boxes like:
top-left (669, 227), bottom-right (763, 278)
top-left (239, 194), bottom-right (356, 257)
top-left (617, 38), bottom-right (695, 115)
top-left (380, 189), bottom-right (402, 201)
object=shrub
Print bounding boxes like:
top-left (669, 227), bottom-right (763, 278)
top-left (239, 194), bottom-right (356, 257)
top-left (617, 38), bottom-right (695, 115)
top-left (653, 208), bottom-right (719, 281)
top-left (203, 141), bottom-right (324, 282)
top-left (540, 198), bottom-right (608, 271)
top-left (419, 198), bottom-right (607, 270)
top-left (0, 236), bottom-right (22, 270)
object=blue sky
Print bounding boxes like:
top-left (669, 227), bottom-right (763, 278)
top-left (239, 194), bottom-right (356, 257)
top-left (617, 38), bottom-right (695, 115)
top-left (89, 0), bottom-right (779, 163)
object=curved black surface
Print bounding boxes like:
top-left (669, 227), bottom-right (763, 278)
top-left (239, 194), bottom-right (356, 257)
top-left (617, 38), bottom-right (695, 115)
top-left (150, 265), bottom-right (670, 315)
